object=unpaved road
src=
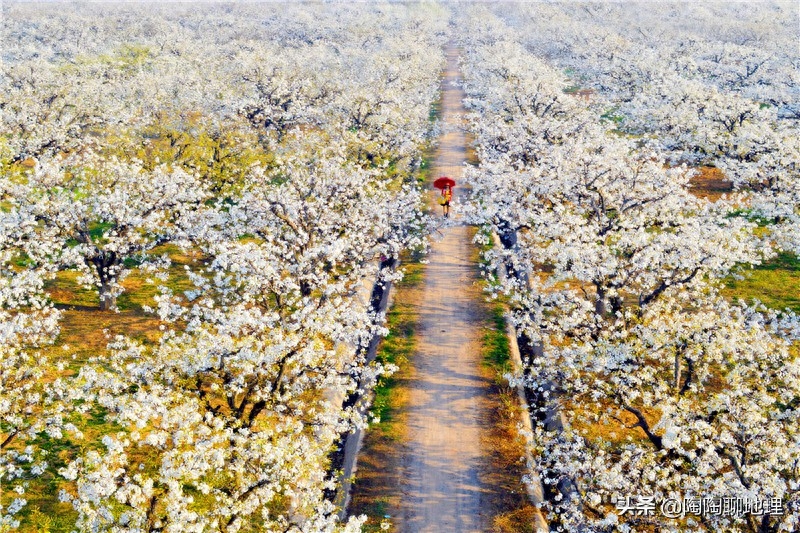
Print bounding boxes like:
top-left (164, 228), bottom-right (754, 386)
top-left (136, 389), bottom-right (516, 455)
top-left (395, 45), bottom-right (495, 533)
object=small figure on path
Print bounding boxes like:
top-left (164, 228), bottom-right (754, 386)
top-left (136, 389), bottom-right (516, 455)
top-left (440, 185), bottom-right (452, 217)
top-left (433, 176), bottom-right (456, 218)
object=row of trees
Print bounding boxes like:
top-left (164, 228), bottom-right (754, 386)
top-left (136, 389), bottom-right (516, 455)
top-left (1, 2), bottom-right (448, 531)
top-left (459, 5), bottom-right (798, 533)
top-left (493, 1), bottom-right (800, 256)
top-left (497, 2), bottom-right (798, 117)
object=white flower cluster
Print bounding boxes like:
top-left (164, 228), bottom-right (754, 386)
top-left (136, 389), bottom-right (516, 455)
top-left (1, 2), bottom-right (448, 532)
top-left (498, 1), bottom-right (800, 258)
top-left (459, 5), bottom-right (799, 532)
top-left (0, 248), bottom-right (61, 530)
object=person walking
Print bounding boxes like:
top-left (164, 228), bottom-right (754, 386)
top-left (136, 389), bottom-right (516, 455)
top-left (440, 184), bottom-right (452, 217)
top-left (433, 176), bottom-right (456, 218)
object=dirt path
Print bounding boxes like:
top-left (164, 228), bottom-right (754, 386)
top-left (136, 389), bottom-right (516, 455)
top-left (349, 45), bottom-right (536, 533)
top-left (391, 46), bottom-right (495, 533)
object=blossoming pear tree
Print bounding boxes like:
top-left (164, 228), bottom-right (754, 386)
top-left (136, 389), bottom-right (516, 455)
top-left (14, 153), bottom-right (208, 310)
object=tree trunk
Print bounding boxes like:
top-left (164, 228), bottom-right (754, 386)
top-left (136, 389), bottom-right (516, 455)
top-left (89, 251), bottom-right (119, 311)
top-left (594, 285), bottom-right (606, 317)
top-left (99, 281), bottom-right (116, 311)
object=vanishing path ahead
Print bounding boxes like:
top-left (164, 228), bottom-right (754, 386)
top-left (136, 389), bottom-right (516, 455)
top-left (348, 43), bottom-right (530, 533)
top-left (394, 45), bottom-right (496, 533)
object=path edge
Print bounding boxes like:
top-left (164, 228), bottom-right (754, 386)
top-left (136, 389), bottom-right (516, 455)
top-left (334, 260), bottom-right (398, 521)
top-left (491, 232), bottom-right (551, 533)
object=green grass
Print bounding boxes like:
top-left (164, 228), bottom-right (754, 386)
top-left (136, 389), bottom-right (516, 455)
top-left (725, 207), bottom-right (776, 227)
top-left (481, 302), bottom-right (512, 376)
top-left (44, 244), bottom-right (199, 312)
top-left (370, 255), bottom-right (424, 438)
top-left (428, 98), bottom-right (443, 123)
top-left (723, 252), bottom-right (800, 313)
top-left (349, 252), bottom-right (425, 531)
top-left (19, 436), bottom-right (80, 532)
top-left (44, 270), bottom-right (99, 308)
top-left (10, 411), bottom-right (118, 533)
top-left (474, 228), bottom-right (513, 377)
top-left (359, 497), bottom-right (392, 533)
top-left (17, 505), bottom-right (76, 533)
top-left (600, 106), bottom-right (625, 124)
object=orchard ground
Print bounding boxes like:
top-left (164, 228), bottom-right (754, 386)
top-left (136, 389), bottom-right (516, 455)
top-left (2, 3), bottom-right (798, 532)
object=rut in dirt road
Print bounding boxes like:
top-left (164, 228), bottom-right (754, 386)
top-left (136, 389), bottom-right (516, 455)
top-left (393, 45), bottom-right (498, 533)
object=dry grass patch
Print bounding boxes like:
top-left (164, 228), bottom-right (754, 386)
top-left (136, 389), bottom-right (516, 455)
top-left (482, 383), bottom-right (543, 533)
top-left (48, 309), bottom-right (163, 363)
top-left (689, 166), bottom-right (733, 201)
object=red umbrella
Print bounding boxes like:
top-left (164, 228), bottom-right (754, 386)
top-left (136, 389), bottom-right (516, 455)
top-left (433, 176), bottom-right (456, 190)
